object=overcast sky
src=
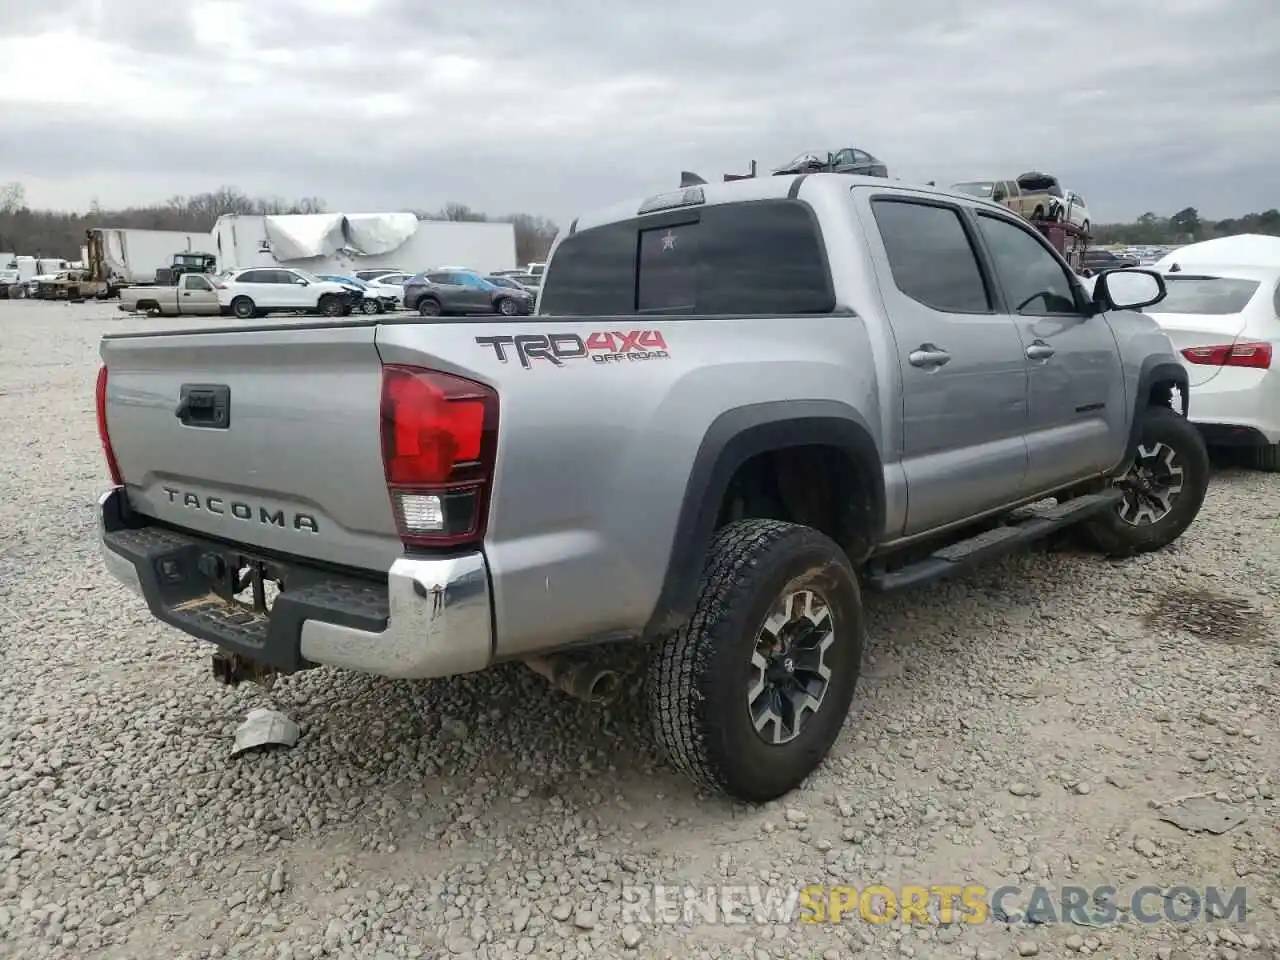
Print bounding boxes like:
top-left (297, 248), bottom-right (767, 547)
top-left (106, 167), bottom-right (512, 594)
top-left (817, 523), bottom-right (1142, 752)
top-left (2, 0), bottom-right (1278, 227)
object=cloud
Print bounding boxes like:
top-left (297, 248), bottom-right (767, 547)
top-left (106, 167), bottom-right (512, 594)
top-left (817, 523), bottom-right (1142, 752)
top-left (1, 0), bottom-right (1277, 223)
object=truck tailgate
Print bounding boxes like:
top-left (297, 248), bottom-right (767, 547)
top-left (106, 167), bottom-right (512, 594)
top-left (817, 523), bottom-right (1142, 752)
top-left (100, 322), bottom-right (401, 573)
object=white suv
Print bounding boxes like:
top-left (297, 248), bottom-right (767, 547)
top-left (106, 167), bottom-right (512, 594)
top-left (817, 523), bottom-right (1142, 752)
top-left (216, 268), bottom-right (358, 320)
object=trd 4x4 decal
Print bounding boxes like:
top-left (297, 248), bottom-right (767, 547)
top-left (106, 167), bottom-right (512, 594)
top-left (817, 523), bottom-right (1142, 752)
top-left (475, 330), bottom-right (669, 369)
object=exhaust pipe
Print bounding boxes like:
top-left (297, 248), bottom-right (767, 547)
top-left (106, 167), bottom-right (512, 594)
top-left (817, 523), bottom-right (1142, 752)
top-left (524, 654), bottom-right (622, 705)
top-left (212, 652), bottom-right (278, 690)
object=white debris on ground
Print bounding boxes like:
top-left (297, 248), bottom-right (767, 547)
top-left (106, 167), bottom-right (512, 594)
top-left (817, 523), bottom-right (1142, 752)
top-left (0, 299), bottom-right (1277, 960)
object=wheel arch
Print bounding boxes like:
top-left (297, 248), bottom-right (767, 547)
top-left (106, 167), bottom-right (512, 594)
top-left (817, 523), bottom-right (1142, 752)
top-left (1129, 356), bottom-right (1189, 446)
top-left (642, 400), bottom-right (885, 639)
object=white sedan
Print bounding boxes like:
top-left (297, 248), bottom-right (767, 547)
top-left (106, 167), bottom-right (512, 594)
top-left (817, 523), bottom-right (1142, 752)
top-left (360, 271), bottom-right (412, 306)
top-left (1143, 265), bottom-right (1280, 471)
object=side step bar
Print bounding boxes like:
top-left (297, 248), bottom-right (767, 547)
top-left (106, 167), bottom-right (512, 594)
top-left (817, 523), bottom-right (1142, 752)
top-left (865, 488), bottom-right (1124, 593)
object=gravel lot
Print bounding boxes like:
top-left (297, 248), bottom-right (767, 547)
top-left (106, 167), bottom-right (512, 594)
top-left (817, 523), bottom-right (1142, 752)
top-left (1, 299), bottom-right (1278, 960)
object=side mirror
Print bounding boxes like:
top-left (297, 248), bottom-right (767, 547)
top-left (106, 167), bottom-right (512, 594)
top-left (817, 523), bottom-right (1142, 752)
top-left (1093, 268), bottom-right (1165, 312)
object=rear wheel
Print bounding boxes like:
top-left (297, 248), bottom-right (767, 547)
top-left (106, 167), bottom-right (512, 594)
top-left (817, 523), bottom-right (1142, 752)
top-left (647, 519), bottom-right (863, 802)
top-left (230, 296), bottom-right (255, 320)
top-left (1077, 406), bottom-right (1210, 557)
top-left (1253, 443), bottom-right (1280, 472)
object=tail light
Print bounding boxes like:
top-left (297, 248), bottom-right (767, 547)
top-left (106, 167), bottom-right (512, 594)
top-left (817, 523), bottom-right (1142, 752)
top-left (1180, 342), bottom-right (1272, 370)
top-left (95, 365), bottom-right (124, 485)
top-left (379, 365), bottom-right (498, 548)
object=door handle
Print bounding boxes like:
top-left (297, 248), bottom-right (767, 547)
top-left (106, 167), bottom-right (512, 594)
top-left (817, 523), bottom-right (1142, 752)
top-left (908, 345), bottom-right (951, 368)
top-left (1025, 341), bottom-right (1055, 360)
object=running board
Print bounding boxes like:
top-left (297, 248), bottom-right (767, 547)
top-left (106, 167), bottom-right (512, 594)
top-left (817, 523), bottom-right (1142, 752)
top-left (865, 489), bottom-right (1124, 593)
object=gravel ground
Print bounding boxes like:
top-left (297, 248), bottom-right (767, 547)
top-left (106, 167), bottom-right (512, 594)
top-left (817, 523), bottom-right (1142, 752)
top-left (1, 299), bottom-right (1278, 960)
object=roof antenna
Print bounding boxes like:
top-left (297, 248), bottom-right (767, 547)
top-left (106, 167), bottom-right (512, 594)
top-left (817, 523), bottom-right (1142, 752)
top-left (680, 171), bottom-right (708, 187)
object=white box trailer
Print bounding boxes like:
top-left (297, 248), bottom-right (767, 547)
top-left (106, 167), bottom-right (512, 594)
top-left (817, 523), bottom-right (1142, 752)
top-left (87, 228), bottom-right (215, 285)
top-left (13, 256), bottom-right (37, 281)
top-left (211, 213), bottom-right (517, 277)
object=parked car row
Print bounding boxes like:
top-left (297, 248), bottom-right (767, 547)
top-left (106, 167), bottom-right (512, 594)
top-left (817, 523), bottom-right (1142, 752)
top-left (109, 263), bottom-right (544, 320)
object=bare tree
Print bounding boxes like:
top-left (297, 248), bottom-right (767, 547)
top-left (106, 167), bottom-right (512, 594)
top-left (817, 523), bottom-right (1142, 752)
top-left (0, 181), bottom-right (25, 214)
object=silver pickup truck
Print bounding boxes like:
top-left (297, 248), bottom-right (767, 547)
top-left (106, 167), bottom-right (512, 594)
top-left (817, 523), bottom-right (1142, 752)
top-left (118, 273), bottom-right (221, 316)
top-left (96, 174), bottom-right (1209, 801)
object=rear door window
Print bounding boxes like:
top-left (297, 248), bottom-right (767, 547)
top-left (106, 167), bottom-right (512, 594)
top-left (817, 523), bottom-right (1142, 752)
top-left (870, 199), bottom-right (991, 313)
top-left (540, 199), bottom-right (834, 316)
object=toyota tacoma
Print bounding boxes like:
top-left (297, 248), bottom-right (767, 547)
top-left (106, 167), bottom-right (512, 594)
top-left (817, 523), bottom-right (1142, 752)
top-left (96, 173), bottom-right (1209, 802)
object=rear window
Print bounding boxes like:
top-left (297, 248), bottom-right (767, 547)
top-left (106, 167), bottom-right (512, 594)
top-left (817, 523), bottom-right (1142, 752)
top-left (539, 199), bottom-right (834, 316)
top-left (1154, 277), bottom-right (1262, 315)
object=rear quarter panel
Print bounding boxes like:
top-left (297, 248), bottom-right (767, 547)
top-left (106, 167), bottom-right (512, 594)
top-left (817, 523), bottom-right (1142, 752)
top-left (375, 303), bottom-right (889, 659)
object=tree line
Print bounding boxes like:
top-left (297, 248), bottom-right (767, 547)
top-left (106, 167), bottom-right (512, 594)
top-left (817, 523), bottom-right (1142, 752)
top-left (1088, 206), bottom-right (1280, 245)
top-left (0, 183), bottom-right (559, 265)
top-left (3, 179), bottom-right (1276, 261)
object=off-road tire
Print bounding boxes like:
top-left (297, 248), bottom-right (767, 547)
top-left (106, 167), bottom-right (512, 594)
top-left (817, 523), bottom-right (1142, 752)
top-left (1078, 406), bottom-right (1210, 557)
top-left (417, 297), bottom-right (442, 318)
top-left (1253, 443), bottom-right (1280, 472)
top-left (647, 519), bottom-right (864, 802)
top-left (230, 296), bottom-right (255, 320)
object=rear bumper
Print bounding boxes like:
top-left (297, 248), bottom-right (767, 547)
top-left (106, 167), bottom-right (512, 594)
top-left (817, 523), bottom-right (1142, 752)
top-left (1195, 423), bottom-right (1274, 448)
top-left (1184, 373), bottom-right (1280, 445)
top-left (98, 487), bottom-right (494, 679)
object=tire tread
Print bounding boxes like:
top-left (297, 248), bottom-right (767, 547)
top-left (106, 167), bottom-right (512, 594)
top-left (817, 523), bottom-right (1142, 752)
top-left (647, 519), bottom-right (858, 799)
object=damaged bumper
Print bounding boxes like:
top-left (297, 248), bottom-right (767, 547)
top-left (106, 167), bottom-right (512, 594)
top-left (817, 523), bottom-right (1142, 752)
top-left (98, 487), bottom-right (493, 680)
